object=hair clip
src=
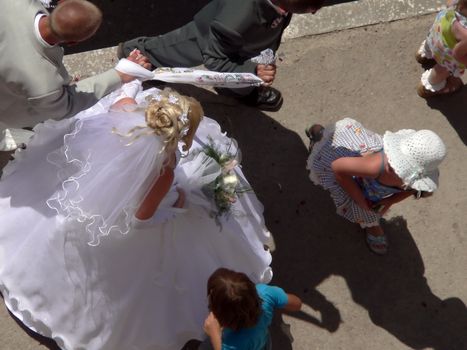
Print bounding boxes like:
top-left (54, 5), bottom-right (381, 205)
top-left (178, 113), bottom-right (189, 125)
top-left (168, 94), bottom-right (179, 105)
top-left (179, 126), bottom-right (189, 138)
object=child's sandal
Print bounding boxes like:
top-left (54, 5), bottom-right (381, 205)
top-left (417, 76), bottom-right (463, 98)
top-left (415, 51), bottom-right (436, 67)
top-left (305, 124), bottom-right (324, 152)
top-left (365, 231), bottom-right (388, 255)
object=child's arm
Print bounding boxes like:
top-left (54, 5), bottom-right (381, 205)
top-left (135, 165), bottom-right (174, 220)
top-left (331, 156), bottom-right (382, 211)
top-left (203, 312), bottom-right (222, 350)
top-left (282, 293), bottom-right (303, 312)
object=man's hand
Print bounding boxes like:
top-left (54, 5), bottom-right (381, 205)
top-left (256, 64), bottom-right (276, 86)
top-left (204, 312), bottom-right (222, 350)
top-left (117, 49), bottom-right (152, 83)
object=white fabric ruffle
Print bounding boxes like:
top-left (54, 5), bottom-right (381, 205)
top-left (420, 69), bottom-right (446, 92)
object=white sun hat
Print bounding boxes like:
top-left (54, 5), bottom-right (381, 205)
top-left (383, 129), bottom-right (446, 192)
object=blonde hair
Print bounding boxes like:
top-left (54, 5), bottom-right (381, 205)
top-left (50, 0), bottom-right (102, 42)
top-left (145, 89), bottom-right (203, 153)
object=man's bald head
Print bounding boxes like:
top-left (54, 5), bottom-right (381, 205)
top-left (49, 0), bottom-right (102, 42)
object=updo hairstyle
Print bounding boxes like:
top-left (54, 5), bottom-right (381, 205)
top-left (145, 89), bottom-right (203, 153)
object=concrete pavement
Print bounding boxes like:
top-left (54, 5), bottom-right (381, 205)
top-left (1, 2), bottom-right (466, 350)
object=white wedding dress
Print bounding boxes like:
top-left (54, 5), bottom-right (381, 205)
top-left (0, 88), bottom-right (273, 350)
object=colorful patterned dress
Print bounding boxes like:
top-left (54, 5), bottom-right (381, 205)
top-left (306, 118), bottom-right (401, 228)
top-left (426, 3), bottom-right (467, 77)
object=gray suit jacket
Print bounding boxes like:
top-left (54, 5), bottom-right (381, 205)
top-left (0, 0), bottom-right (122, 150)
top-left (193, 0), bottom-right (292, 73)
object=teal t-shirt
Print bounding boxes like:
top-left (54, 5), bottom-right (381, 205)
top-left (221, 284), bottom-right (288, 350)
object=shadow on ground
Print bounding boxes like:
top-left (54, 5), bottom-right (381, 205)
top-left (425, 88), bottom-right (467, 145)
top-left (163, 85), bottom-right (467, 350)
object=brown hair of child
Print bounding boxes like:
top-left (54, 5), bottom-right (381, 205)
top-left (207, 268), bottom-right (262, 331)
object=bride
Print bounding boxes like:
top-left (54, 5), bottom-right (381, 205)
top-left (0, 82), bottom-right (273, 350)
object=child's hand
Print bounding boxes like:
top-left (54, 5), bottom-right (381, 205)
top-left (204, 312), bottom-right (222, 336)
top-left (204, 312), bottom-right (222, 350)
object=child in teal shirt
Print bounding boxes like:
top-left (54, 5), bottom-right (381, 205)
top-left (201, 268), bottom-right (302, 350)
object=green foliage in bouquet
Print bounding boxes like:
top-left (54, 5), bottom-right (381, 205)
top-left (201, 137), bottom-right (251, 220)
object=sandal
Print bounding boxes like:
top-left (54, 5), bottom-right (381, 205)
top-left (365, 230), bottom-right (388, 255)
top-left (415, 51), bottom-right (436, 67)
top-left (305, 124), bottom-right (324, 152)
top-left (417, 76), bottom-right (464, 98)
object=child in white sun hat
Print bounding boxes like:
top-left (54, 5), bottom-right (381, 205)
top-left (305, 118), bottom-right (446, 255)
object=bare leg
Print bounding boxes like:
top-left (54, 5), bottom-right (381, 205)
top-left (428, 64), bottom-right (450, 85)
top-left (418, 64), bottom-right (464, 97)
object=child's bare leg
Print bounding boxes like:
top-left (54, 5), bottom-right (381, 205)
top-left (418, 64), bottom-right (463, 97)
top-left (428, 64), bottom-right (450, 85)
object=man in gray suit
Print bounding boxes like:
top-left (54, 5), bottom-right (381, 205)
top-left (0, 0), bottom-right (149, 151)
top-left (119, 0), bottom-right (325, 111)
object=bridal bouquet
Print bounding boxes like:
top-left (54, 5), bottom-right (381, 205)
top-left (201, 138), bottom-right (251, 219)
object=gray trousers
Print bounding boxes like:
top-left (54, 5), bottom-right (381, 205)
top-left (122, 22), bottom-right (204, 68)
top-left (122, 22), bottom-right (254, 97)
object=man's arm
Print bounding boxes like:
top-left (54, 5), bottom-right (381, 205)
top-left (27, 50), bottom-right (150, 120)
top-left (27, 68), bottom-right (122, 120)
top-left (202, 20), bottom-right (258, 74)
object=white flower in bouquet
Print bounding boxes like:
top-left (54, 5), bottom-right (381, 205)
top-left (220, 173), bottom-right (238, 193)
top-left (200, 136), bottom-right (251, 221)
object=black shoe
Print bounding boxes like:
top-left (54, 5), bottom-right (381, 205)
top-left (181, 339), bottom-right (202, 350)
top-left (242, 87), bottom-right (283, 111)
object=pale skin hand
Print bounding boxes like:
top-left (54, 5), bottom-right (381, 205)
top-left (256, 64), bottom-right (277, 86)
top-left (117, 49), bottom-right (152, 83)
top-left (204, 312), bottom-right (222, 350)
